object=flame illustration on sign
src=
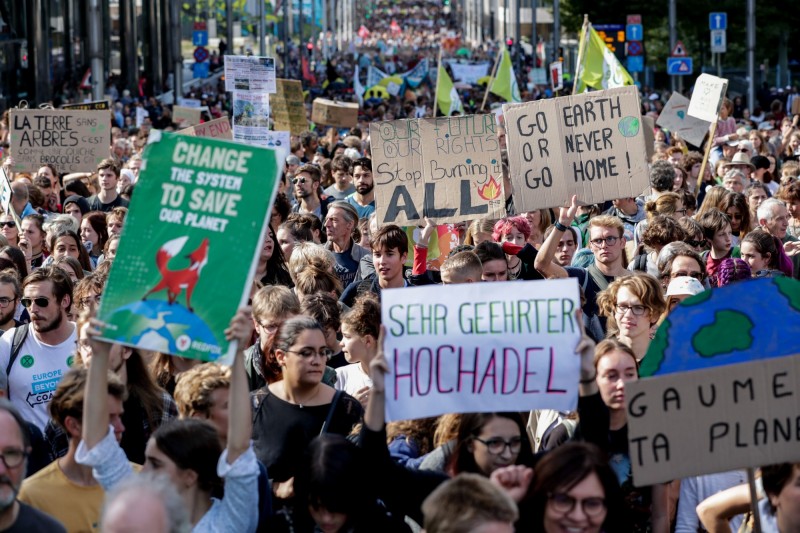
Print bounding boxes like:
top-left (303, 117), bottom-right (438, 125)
top-left (478, 175), bottom-right (502, 201)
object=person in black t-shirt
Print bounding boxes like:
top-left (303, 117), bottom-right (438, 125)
top-left (86, 159), bottom-right (129, 213)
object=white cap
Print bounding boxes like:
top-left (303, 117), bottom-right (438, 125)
top-left (666, 276), bottom-right (705, 297)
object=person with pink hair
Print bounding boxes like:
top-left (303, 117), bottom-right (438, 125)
top-left (491, 217), bottom-right (543, 281)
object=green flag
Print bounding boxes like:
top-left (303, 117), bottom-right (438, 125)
top-left (575, 23), bottom-right (634, 93)
top-left (489, 48), bottom-right (521, 103)
top-left (98, 131), bottom-right (280, 362)
top-left (437, 65), bottom-right (464, 116)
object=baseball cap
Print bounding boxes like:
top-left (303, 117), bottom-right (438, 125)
top-left (666, 276), bottom-right (705, 297)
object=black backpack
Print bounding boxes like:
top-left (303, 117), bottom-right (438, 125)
top-left (4, 324), bottom-right (30, 400)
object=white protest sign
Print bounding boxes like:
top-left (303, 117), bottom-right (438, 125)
top-left (224, 55), bottom-right (277, 94)
top-left (135, 107), bottom-right (148, 128)
top-left (687, 74), bottom-right (728, 123)
top-left (9, 109), bottom-right (110, 173)
top-left (626, 354), bottom-right (800, 487)
top-left (381, 278), bottom-right (581, 422)
top-left (657, 92), bottom-right (711, 148)
top-left (503, 86), bottom-right (649, 212)
top-left (0, 168), bottom-right (12, 217)
top-left (232, 92), bottom-right (271, 144)
top-left (369, 115), bottom-right (506, 226)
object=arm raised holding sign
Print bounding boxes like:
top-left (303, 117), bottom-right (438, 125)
top-left (534, 196), bottom-right (579, 279)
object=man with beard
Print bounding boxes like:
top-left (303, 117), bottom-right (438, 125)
top-left (345, 158), bottom-right (376, 220)
top-left (0, 267), bottom-right (76, 431)
top-left (0, 399), bottom-right (66, 531)
top-left (290, 164), bottom-right (332, 222)
top-left (0, 273), bottom-right (21, 333)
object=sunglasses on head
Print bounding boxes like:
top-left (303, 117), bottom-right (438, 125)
top-left (21, 297), bottom-right (51, 308)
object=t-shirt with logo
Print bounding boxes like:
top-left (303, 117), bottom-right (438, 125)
top-left (0, 324), bottom-right (77, 431)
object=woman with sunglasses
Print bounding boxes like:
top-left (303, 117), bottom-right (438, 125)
top-left (0, 213), bottom-right (19, 247)
top-left (251, 316), bottom-right (362, 518)
top-left (597, 274), bottom-right (666, 362)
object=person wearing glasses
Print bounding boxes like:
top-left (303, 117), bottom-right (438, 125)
top-left (291, 164), bottom-right (333, 223)
top-left (0, 266), bottom-right (76, 431)
top-left (251, 317), bottom-right (362, 510)
top-left (0, 213), bottom-right (19, 248)
top-left (0, 399), bottom-right (66, 531)
top-left (657, 243), bottom-right (707, 292)
top-left (597, 274), bottom-right (667, 362)
top-left (535, 195), bottom-right (631, 336)
top-left (448, 412), bottom-right (534, 478)
top-left (0, 271), bottom-right (21, 333)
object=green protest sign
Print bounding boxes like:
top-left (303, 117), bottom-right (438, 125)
top-left (97, 131), bottom-right (279, 362)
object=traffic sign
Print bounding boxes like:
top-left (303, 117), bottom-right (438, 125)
top-left (671, 41), bottom-right (687, 57)
top-left (709, 12), bottom-right (727, 30)
top-left (626, 24), bottom-right (643, 42)
top-left (667, 57), bottom-right (693, 76)
top-left (193, 46), bottom-right (209, 63)
top-left (711, 30), bottom-right (727, 53)
top-left (627, 40), bottom-right (643, 57)
top-left (193, 21), bottom-right (207, 31)
top-left (192, 30), bottom-right (209, 46)
top-left (626, 56), bottom-right (644, 73)
top-left (627, 14), bottom-right (641, 25)
top-left (193, 62), bottom-right (210, 79)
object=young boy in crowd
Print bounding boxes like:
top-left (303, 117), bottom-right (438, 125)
top-left (422, 473), bottom-right (518, 533)
top-left (440, 251), bottom-right (483, 284)
top-left (340, 225), bottom-right (407, 306)
top-left (244, 285), bottom-right (300, 390)
top-left (323, 155), bottom-right (356, 200)
top-left (697, 209), bottom-right (738, 281)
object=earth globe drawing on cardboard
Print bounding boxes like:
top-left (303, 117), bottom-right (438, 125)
top-left (104, 300), bottom-right (220, 361)
top-left (640, 277), bottom-right (800, 378)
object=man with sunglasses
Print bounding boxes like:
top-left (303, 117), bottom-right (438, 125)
top-left (0, 399), bottom-right (66, 531)
top-left (0, 272), bottom-right (21, 333)
top-left (535, 196), bottom-right (630, 338)
top-left (290, 163), bottom-right (332, 222)
top-left (0, 267), bottom-right (76, 431)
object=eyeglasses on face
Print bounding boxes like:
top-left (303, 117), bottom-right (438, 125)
top-left (472, 436), bottom-right (523, 455)
top-left (292, 177), bottom-right (308, 185)
top-left (79, 295), bottom-right (103, 307)
top-left (21, 297), bottom-right (51, 308)
top-left (684, 239), bottom-right (705, 248)
top-left (286, 348), bottom-right (334, 359)
top-left (671, 271), bottom-right (704, 280)
top-left (589, 236), bottom-right (619, 248)
top-left (547, 493), bottom-right (606, 517)
top-left (0, 297), bottom-right (15, 308)
top-left (615, 304), bottom-right (647, 317)
top-left (0, 448), bottom-right (27, 469)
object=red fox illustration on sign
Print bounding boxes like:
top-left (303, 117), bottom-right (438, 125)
top-left (143, 236), bottom-right (209, 312)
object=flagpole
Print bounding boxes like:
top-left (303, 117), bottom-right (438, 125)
top-left (573, 15), bottom-right (589, 93)
top-left (434, 48), bottom-right (443, 117)
top-left (480, 48), bottom-right (503, 111)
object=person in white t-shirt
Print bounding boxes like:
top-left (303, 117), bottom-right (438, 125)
top-left (0, 266), bottom-right (77, 430)
top-left (335, 294), bottom-right (380, 408)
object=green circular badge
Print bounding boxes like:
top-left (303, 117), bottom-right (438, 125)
top-left (20, 355), bottom-right (34, 368)
top-left (618, 116), bottom-right (640, 137)
top-left (67, 355), bottom-right (75, 367)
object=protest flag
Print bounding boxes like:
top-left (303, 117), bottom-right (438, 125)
top-left (353, 65), bottom-right (365, 106)
top-left (400, 58), bottom-right (429, 88)
top-left (574, 16), bottom-right (634, 93)
top-left (367, 65), bottom-right (389, 88)
top-left (436, 62), bottom-right (464, 116)
top-left (489, 48), bottom-right (521, 103)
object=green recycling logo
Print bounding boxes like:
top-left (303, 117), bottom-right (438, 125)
top-left (20, 355), bottom-right (34, 368)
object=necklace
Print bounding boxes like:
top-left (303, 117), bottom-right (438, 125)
top-left (291, 385), bottom-right (321, 408)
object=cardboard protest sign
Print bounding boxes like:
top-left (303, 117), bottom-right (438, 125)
top-left (657, 92), bottom-right (711, 147)
top-left (688, 74), bottom-right (728, 123)
top-left (97, 132), bottom-right (280, 362)
top-left (9, 109), bottom-right (109, 173)
top-left (224, 56), bottom-right (277, 94)
top-left (641, 278), bottom-right (800, 378)
top-left (503, 86), bottom-right (648, 212)
top-left (173, 106), bottom-right (202, 127)
top-left (369, 115), bottom-right (506, 225)
top-left (312, 98), bottom-right (359, 128)
top-left (381, 278), bottom-right (581, 422)
top-left (272, 79), bottom-right (308, 135)
top-left (626, 354), bottom-right (800, 486)
top-left (177, 116), bottom-right (233, 140)
top-left (62, 100), bottom-right (110, 111)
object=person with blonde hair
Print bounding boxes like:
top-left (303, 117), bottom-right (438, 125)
top-left (597, 273), bottom-right (666, 361)
top-left (173, 363), bottom-right (231, 441)
top-left (421, 473), bottom-right (518, 533)
top-left (464, 218), bottom-right (495, 246)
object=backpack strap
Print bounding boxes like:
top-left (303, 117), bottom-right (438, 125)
top-left (320, 390), bottom-right (343, 435)
top-left (6, 324), bottom-right (30, 401)
top-left (634, 253), bottom-right (648, 272)
top-left (586, 264), bottom-right (611, 291)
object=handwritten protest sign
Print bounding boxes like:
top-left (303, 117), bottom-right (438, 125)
top-left (224, 56), bottom-right (277, 93)
top-left (177, 116), bottom-right (233, 140)
top-left (9, 109), bottom-right (109, 173)
top-left (312, 98), bottom-right (359, 128)
top-left (657, 92), bottom-right (711, 148)
top-left (173, 106), bottom-right (202, 127)
top-left (62, 100), bottom-right (110, 111)
top-left (626, 354), bottom-right (800, 487)
top-left (272, 79), bottom-right (308, 135)
top-left (503, 86), bottom-right (648, 211)
top-left (381, 278), bottom-right (581, 422)
top-left (369, 115), bottom-right (506, 225)
top-left (688, 74), bottom-right (728, 123)
top-left (97, 132), bottom-right (280, 362)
